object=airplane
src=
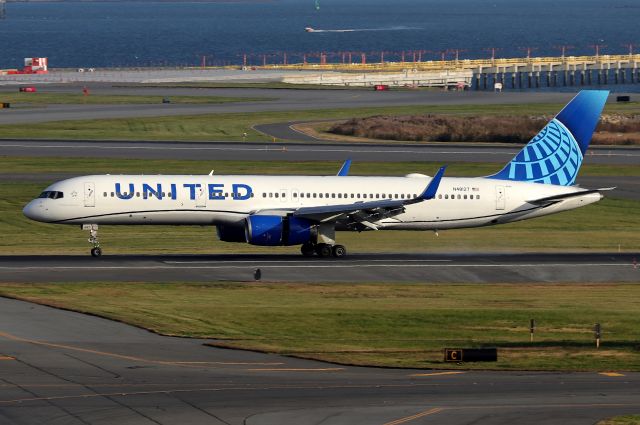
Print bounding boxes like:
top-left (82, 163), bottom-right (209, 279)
top-left (23, 90), bottom-right (611, 258)
top-left (305, 27), bottom-right (315, 32)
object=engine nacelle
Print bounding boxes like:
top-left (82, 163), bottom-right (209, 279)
top-left (245, 215), bottom-right (315, 246)
top-left (216, 224), bottom-right (247, 243)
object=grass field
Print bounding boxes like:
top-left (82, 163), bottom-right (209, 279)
top-left (1, 101), bottom-right (639, 141)
top-left (0, 92), bottom-right (271, 106)
top-left (1, 157), bottom-right (638, 255)
top-left (1, 282), bottom-right (639, 370)
top-left (598, 416), bottom-right (640, 425)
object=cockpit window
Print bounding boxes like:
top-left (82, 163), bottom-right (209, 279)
top-left (38, 191), bottom-right (64, 199)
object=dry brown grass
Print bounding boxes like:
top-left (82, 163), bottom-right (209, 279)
top-left (329, 114), bottom-right (640, 145)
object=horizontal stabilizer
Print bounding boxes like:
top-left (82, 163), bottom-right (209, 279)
top-left (526, 188), bottom-right (612, 206)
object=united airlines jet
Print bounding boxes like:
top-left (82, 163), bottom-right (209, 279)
top-left (23, 90), bottom-right (610, 258)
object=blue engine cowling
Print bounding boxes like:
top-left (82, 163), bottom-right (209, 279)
top-left (245, 215), bottom-right (315, 246)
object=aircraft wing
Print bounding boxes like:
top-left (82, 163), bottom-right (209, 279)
top-left (291, 166), bottom-right (446, 229)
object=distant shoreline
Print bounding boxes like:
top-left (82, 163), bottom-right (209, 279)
top-left (8, 0), bottom-right (274, 3)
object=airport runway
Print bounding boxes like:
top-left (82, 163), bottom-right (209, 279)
top-left (1, 296), bottom-right (639, 425)
top-left (1, 139), bottom-right (638, 165)
top-left (0, 253), bottom-right (638, 284)
top-left (2, 140), bottom-right (638, 200)
top-left (0, 86), bottom-right (581, 125)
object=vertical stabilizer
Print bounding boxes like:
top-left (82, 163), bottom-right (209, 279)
top-left (487, 90), bottom-right (608, 186)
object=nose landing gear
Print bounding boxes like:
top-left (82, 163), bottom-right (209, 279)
top-left (82, 224), bottom-right (102, 257)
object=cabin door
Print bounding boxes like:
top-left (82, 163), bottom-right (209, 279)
top-left (196, 184), bottom-right (207, 208)
top-left (495, 185), bottom-right (505, 210)
top-left (84, 182), bottom-right (95, 207)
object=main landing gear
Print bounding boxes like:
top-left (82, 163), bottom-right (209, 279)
top-left (82, 224), bottom-right (102, 257)
top-left (300, 242), bottom-right (347, 258)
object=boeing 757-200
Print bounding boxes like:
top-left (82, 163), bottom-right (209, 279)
top-left (23, 90), bottom-right (611, 258)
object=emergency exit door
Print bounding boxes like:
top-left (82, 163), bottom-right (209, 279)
top-left (84, 182), bottom-right (95, 207)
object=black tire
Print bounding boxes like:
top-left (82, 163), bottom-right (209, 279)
top-left (316, 243), bottom-right (332, 258)
top-left (91, 247), bottom-right (102, 258)
top-left (300, 243), bottom-right (315, 257)
top-left (332, 245), bottom-right (347, 258)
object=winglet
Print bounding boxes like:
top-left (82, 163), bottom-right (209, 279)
top-left (420, 166), bottom-right (446, 200)
top-left (337, 159), bottom-right (352, 176)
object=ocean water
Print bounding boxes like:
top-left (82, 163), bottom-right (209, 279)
top-left (0, 0), bottom-right (638, 68)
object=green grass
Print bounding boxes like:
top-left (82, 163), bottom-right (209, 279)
top-left (1, 282), bottom-right (639, 370)
top-left (0, 92), bottom-right (271, 106)
top-left (1, 156), bottom-right (638, 255)
top-left (598, 416), bottom-right (640, 425)
top-left (1, 102), bottom-right (639, 141)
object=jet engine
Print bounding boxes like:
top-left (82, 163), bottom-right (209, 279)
top-left (245, 215), bottom-right (315, 246)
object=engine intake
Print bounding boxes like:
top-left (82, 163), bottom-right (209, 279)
top-left (245, 215), bottom-right (314, 246)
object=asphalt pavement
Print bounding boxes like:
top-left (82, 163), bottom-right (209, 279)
top-left (0, 86), bottom-right (580, 125)
top-left (1, 296), bottom-right (639, 425)
top-left (0, 253), bottom-right (638, 284)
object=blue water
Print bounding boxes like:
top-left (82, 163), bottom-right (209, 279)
top-left (0, 0), bottom-right (638, 68)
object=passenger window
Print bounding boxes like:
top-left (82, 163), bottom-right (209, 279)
top-left (333, 194), bottom-right (336, 198)
top-left (457, 194), bottom-right (461, 199)
top-left (319, 193), bottom-right (323, 198)
top-left (168, 192), bottom-right (172, 198)
top-left (293, 193), bottom-right (297, 198)
top-left (445, 194), bottom-right (449, 199)
top-left (269, 193), bottom-right (273, 198)
top-left (477, 195), bottom-right (480, 199)
top-left (337, 193), bottom-right (341, 198)
top-left (262, 193), bottom-right (266, 198)
top-left (313, 193), bottom-right (317, 198)
top-left (103, 192), bottom-right (107, 197)
top-left (438, 194), bottom-right (442, 199)
top-left (464, 195), bottom-right (467, 199)
top-left (111, 192), bottom-right (115, 197)
top-left (274, 193), bottom-right (279, 198)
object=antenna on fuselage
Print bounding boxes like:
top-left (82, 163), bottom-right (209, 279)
top-left (209, 170), bottom-right (214, 175)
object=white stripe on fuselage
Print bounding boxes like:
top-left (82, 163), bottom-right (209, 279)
top-left (24, 174), bottom-right (600, 230)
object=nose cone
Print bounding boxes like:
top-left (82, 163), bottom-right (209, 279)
top-left (23, 200), bottom-right (47, 222)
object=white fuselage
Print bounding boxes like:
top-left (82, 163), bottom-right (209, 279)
top-left (23, 174), bottom-right (602, 231)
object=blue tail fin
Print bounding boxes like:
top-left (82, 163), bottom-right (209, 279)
top-left (487, 90), bottom-right (608, 186)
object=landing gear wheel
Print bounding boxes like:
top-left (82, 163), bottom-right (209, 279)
top-left (301, 243), bottom-right (316, 257)
top-left (316, 243), bottom-right (333, 258)
top-left (90, 247), bottom-right (102, 258)
top-left (332, 244), bottom-right (347, 258)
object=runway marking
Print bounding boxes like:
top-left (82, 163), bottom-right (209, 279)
top-left (2, 142), bottom-right (639, 158)
top-left (0, 382), bottom-right (448, 405)
top-left (409, 371), bottom-right (465, 377)
top-left (164, 259), bottom-right (453, 264)
top-left (382, 407), bottom-right (444, 425)
top-left (599, 372), bottom-right (625, 377)
top-left (0, 331), bottom-right (282, 368)
top-left (0, 263), bottom-right (631, 271)
top-left (247, 367), bottom-right (344, 372)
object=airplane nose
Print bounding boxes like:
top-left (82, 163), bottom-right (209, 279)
top-left (23, 200), bottom-right (46, 222)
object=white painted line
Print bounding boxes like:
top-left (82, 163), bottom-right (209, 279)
top-left (1, 143), bottom-right (638, 157)
top-left (164, 259), bottom-right (453, 264)
top-left (0, 263), bottom-right (632, 271)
